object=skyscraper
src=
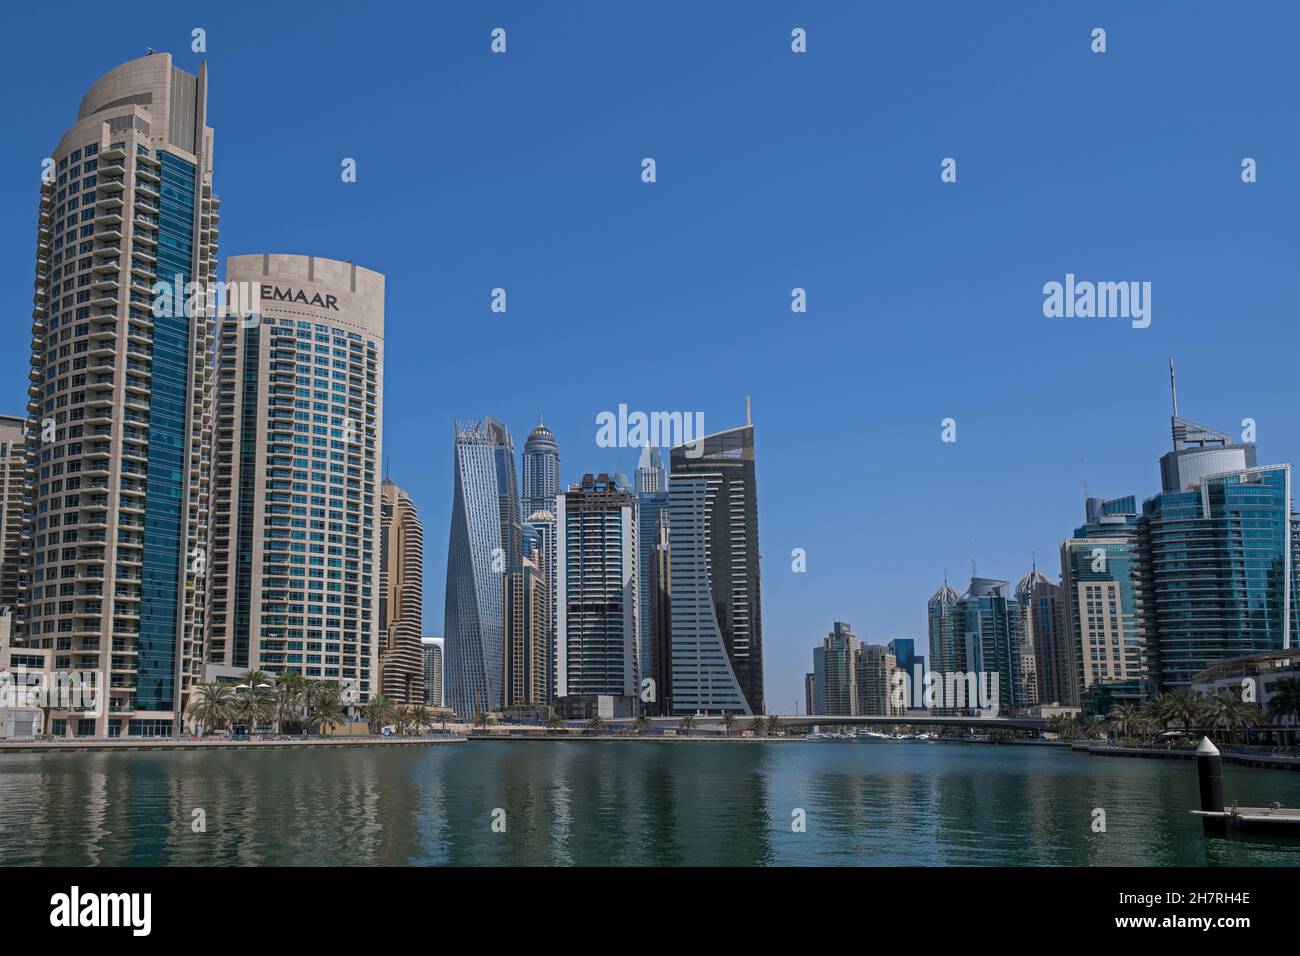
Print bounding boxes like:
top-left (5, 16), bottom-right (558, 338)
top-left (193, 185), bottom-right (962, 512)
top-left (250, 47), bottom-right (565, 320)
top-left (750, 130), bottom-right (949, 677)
top-left (0, 416), bottom-right (27, 614)
top-left (208, 255), bottom-right (385, 711)
top-left (504, 548), bottom-right (550, 707)
top-left (635, 443), bottom-right (670, 695)
top-left (818, 621), bottom-right (859, 716)
top-left (521, 420), bottom-right (560, 518)
top-left (930, 577), bottom-right (1031, 715)
top-left (635, 444), bottom-right (665, 494)
top-left (380, 477), bottom-right (424, 705)
top-left (1016, 569), bottom-right (1060, 706)
top-left (445, 418), bottom-right (519, 717)
top-left (646, 510), bottom-right (672, 714)
top-left (1060, 495), bottom-right (1144, 710)
top-left (1135, 372), bottom-right (1297, 689)
top-left (19, 53), bottom-right (219, 736)
top-left (857, 643), bottom-right (900, 716)
top-left (421, 636), bottom-right (444, 707)
top-left (668, 416), bottom-right (764, 716)
top-left (887, 638), bottom-right (924, 707)
top-left (555, 473), bottom-right (639, 704)
top-left (523, 508), bottom-right (557, 702)
top-left (926, 581), bottom-right (961, 710)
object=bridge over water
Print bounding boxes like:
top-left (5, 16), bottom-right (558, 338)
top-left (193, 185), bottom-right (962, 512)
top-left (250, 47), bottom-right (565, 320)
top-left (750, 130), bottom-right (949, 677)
top-left (605, 714), bottom-right (1047, 732)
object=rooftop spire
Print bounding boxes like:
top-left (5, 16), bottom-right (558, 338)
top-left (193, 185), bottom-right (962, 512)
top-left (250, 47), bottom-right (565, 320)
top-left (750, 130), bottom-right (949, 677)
top-left (745, 395), bottom-right (751, 427)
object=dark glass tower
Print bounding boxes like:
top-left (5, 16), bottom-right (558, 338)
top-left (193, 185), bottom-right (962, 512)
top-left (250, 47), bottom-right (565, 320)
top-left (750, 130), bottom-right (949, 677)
top-left (668, 419), bottom-right (764, 715)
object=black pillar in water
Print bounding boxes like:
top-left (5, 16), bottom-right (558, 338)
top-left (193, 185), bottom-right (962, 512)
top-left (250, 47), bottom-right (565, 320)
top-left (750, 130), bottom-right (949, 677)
top-left (1196, 736), bottom-right (1225, 834)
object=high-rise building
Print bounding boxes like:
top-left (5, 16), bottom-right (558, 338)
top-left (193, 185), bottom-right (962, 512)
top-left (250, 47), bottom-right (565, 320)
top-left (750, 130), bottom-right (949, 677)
top-left (926, 581), bottom-right (961, 709)
top-left (635, 444), bottom-right (665, 494)
top-left (1060, 495), bottom-right (1144, 710)
top-left (555, 473), bottom-right (639, 704)
top-left (1016, 569), bottom-right (1069, 707)
top-left (803, 672), bottom-right (816, 717)
top-left (421, 636), bottom-right (444, 707)
top-left (857, 643), bottom-right (900, 717)
top-left (521, 420), bottom-right (560, 518)
top-left (887, 638), bottom-right (924, 706)
top-left (0, 416), bottom-right (27, 613)
top-left (668, 415), bottom-right (764, 716)
top-left (523, 509), bottom-right (557, 702)
top-left (209, 255), bottom-right (385, 714)
top-left (635, 443), bottom-right (670, 695)
top-left (930, 577), bottom-right (1032, 715)
top-left (646, 510), bottom-right (672, 714)
top-left (445, 418), bottom-right (519, 717)
top-left (817, 621), bottom-right (859, 716)
top-left (19, 53), bottom-right (220, 736)
top-left (380, 477), bottom-right (424, 705)
top-left (1135, 372), bottom-right (1298, 689)
top-left (504, 548), bottom-right (550, 707)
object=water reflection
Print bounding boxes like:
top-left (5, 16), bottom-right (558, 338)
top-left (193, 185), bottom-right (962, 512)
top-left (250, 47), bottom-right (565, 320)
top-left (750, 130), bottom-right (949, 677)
top-left (2, 741), bottom-right (1298, 867)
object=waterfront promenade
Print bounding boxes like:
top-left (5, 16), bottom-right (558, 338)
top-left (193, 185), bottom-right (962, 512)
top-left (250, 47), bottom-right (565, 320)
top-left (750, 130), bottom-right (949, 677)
top-left (0, 735), bottom-right (466, 754)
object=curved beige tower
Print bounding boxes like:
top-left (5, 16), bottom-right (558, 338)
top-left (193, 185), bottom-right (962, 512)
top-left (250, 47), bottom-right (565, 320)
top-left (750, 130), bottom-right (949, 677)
top-left (208, 255), bottom-right (384, 712)
top-left (380, 478), bottom-right (424, 705)
top-left (21, 52), bottom-right (218, 737)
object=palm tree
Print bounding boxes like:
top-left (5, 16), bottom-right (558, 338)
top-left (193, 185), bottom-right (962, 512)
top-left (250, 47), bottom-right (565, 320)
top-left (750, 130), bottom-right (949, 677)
top-left (366, 694), bottom-right (396, 734)
top-left (721, 713), bottom-right (737, 736)
top-left (678, 715), bottom-right (696, 736)
top-left (1106, 703), bottom-right (1146, 743)
top-left (187, 683), bottom-right (236, 735)
top-left (273, 671), bottom-right (308, 733)
top-left (1046, 713), bottom-right (1073, 740)
top-left (1165, 687), bottom-right (1205, 735)
top-left (471, 711), bottom-right (494, 733)
top-left (765, 714), bottom-right (782, 736)
top-left (306, 684), bottom-right (346, 736)
top-left (1203, 688), bottom-right (1267, 745)
top-left (1266, 677), bottom-right (1300, 745)
top-left (546, 713), bottom-right (565, 734)
top-left (586, 714), bottom-right (606, 735)
top-left (633, 714), bottom-right (651, 735)
top-left (749, 716), bottom-right (766, 736)
top-left (409, 705), bottom-right (431, 735)
top-left (232, 684), bottom-right (273, 736)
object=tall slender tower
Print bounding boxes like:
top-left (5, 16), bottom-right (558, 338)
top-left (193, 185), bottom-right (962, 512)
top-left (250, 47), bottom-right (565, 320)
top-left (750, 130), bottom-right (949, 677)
top-left (445, 418), bottom-right (518, 717)
top-left (555, 473), bottom-right (639, 703)
top-left (208, 255), bottom-right (385, 711)
top-left (19, 53), bottom-right (219, 736)
top-left (635, 443), bottom-right (669, 694)
top-left (521, 420), bottom-right (560, 518)
top-left (380, 478), bottom-right (424, 705)
top-left (667, 417), bottom-right (764, 716)
top-left (0, 416), bottom-right (27, 614)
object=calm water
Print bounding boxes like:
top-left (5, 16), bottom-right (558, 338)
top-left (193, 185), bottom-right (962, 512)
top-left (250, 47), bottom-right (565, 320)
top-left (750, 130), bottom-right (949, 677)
top-left (2, 740), bottom-right (1299, 866)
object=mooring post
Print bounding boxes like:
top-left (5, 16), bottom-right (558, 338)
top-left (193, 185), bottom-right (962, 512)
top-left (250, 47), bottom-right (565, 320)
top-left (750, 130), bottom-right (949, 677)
top-left (1196, 736), bottom-right (1225, 834)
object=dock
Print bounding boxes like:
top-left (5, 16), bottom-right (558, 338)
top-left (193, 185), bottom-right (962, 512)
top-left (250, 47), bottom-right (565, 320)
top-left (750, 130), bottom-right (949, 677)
top-left (1191, 806), bottom-right (1300, 836)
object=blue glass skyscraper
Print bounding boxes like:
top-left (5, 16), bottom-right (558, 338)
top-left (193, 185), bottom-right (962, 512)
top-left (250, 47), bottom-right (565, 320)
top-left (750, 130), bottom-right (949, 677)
top-left (445, 418), bottom-right (519, 716)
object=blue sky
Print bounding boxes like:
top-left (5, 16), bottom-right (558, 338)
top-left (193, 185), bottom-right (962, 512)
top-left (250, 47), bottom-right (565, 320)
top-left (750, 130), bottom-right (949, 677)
top-left (2, 2), bottom-right (1297, 714)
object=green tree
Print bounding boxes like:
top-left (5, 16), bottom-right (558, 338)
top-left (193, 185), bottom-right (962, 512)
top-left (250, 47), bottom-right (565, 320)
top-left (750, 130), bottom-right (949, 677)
top-left (545, 713), bottom-right (565, 733)
top-left (471, 711), bottom-right (494, 733)
top-left (721, 713), bottom-right (737, 736)
top-left (187, 683), bottom-right (236, 735)
top-left (366, 694), bottom-right (396, 734)
top-left (1266, 677), bottom-right (1300, 745)
top-left (1203, 688), bottom-right (1266, 745)
top-left (1106, 703), bottom-right (1147, 743)
top-left (633, 714), bottom-right (651, 735)
top-left (306, 682), bottom-right (346, 736)
top-left (765, 714), bottom-right (783, 735)
top-left (586, 714), bottom-right (606, 735)
top-left (678, 715), bottom-right (696, 736)
top-left (749, 716), bottom-right (766, 735)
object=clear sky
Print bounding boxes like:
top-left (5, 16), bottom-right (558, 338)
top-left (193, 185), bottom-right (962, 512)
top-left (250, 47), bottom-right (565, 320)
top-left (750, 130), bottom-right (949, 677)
top-left (2, 2), bottom-right (1297, 715)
